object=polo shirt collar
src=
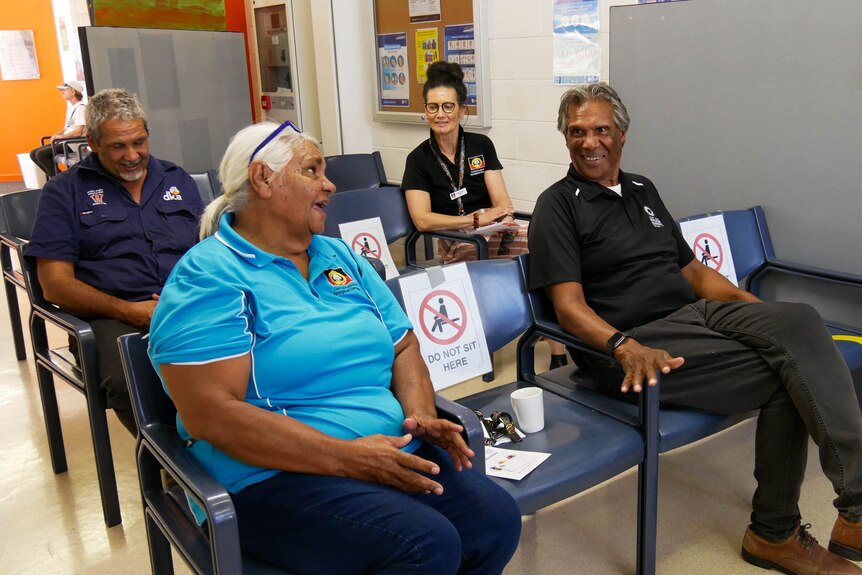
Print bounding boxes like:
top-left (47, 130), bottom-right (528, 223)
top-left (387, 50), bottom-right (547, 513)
top-left (565, 164), bottom-right (637, 201)
top-left (213, 213), bottom-right (343, 275)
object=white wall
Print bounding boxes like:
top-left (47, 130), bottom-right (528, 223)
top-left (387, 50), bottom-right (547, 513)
top-left (330, 0), bottom-right (637, 212)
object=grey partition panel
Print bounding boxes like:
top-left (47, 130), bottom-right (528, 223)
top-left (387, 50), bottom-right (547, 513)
top-left (80, 26), bottom-right (252, 174)
top-left (609, 0), bottom-right (862, 275)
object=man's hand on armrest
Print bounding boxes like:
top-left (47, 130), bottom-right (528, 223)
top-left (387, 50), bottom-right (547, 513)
top-left (546, 281), bottom-right (684, 393)
top-left (37, 258), bottom-right (158, 329)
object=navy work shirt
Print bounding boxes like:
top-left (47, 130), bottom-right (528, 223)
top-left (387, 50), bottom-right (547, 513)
top-left (26, 153), bottom-right (205, 302)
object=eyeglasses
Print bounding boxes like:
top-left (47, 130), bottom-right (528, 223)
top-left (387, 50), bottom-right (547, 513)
top-left (248, 120), bottom-right (300, 165)
top-left (424, 102), bottom-right (457, 115)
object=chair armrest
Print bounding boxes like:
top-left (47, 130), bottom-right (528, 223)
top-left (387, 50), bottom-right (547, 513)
top-left (31, 298), bottom-right (94, 337)
top-left (435, 395), bottom-right (485, 472)
top-left (749, 258), bottom-right (862, 295)
top-left (405, 230), bottom-right (489, 265)
top-left (142, 423), bottom-right (244, 572)
top-left (41, 136), bottom-right (52, 146)
top-left (513, 210), bottom-right (532, 222)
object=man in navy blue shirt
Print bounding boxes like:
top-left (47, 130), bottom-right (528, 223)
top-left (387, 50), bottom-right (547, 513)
top-left (26, 88), bottom-right (204, 435)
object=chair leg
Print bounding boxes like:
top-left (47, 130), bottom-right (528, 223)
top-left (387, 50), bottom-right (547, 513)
top-left (86, 398), bottom-right (121, 527)
top-left (635, 385), bottom-right (660, 575)
top-left (145, 510), bottom-right (175, 575)
top-left (35, 364), bottom-right (68, 474)
top-left (3, 279), bottom-right (26, 360)
top-left (482, 352), bottom-right (495, 382)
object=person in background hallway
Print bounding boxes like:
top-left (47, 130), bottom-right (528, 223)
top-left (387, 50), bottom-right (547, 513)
top-left (402, 60), bottom-right (569, 369)
top-left (29, 80), bottom-right (87, 178)
top-left (147, 121), bottom-right (521, 574)
top-left (528, 82), bottom-right (862, 575)
top-left (25, 88), bottom-right (204, 435)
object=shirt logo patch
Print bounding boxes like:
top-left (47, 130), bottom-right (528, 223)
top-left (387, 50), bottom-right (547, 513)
top-left (87, 189), bottom-right (106, 205)
top-left (324, 268), bottom-right (353, 286)
top-left (163, 186), bottom-right (183, 201)
top-left (468, 155), bottom-right (485, 175)
top-left (644, 206), bottom-right (664, 228)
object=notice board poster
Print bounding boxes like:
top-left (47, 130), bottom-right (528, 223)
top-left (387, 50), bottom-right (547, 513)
top-left (371, 0), bottom-right (489, 126)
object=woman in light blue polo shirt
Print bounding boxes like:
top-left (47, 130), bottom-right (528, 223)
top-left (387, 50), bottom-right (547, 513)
top-left (147, 122), bottom-right (521, 575)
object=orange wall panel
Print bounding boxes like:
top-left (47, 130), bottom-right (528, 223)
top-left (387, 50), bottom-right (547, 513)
top-left (0, 0), bottom-right (66, 182)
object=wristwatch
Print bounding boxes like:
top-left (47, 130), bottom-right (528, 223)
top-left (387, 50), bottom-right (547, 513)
top-left (606, 331), bottom-right (629, 356)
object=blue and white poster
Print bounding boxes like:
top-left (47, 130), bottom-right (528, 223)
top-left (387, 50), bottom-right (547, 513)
top-left (378, 33), bottom-right (409, 107)
top-left (444, 24), bottom-right (476, 106)
top-left (552, 0), bottom-right (600, 85)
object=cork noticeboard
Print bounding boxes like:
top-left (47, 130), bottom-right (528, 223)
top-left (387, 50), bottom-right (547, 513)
top-left (370, 0), bottom-right (490, 127)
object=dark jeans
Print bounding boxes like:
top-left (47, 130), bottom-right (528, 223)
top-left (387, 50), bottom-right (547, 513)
top-left (30, 145), bottom-right (56, 178)
top-left (70, 318), bottom-right (141, 436)
top-left (231, 443), bottom-right (522, 575)
top-left (584, 300), bottom-right (862, 541)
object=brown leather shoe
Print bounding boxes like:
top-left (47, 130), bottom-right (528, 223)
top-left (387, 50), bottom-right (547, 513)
top-left (742, 524), bottom-right (862, 574)
top-left (831, 516), bottom-right (862, 561)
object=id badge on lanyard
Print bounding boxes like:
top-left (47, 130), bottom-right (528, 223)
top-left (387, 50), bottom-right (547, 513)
top-left (450, 188), bottom-right (467, 201)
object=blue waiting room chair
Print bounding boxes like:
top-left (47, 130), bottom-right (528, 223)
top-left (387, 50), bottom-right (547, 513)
top-left (323, 151), bottom-right (388, 193)
top-left (0, 188), bottom-right (41, 361)
top-left (322, 185), bottom-right (493, 270)
top-left (118, 332), bottom-right (291, 575)
top-left (386, 258), bottom-right (660, 575)
top-left (678, 206), bottom-right (862, 411)
top-left (20, 254), bottom-right (123, 527)
top-left (190, 169), bottom-right (223, 205)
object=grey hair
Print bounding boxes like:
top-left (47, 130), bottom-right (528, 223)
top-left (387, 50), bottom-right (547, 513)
top-left (556, 82), bottom-right (630, 135)
top-left (199, 122), bottom-right (320, 239)
top-left (85, 88), bottom-right (148, 143)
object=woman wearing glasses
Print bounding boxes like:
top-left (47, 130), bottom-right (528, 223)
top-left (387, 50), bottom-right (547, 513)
top-left (147, 122), bottom-right (521, 575)
top-left (402, 61), bottom-right (568, 368)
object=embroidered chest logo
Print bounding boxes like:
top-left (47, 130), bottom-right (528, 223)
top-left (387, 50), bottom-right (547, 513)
top-left (644, 206), bottom-right (664, 228)
top-left (324, 268), bottom-right (353, 286)
top-left (468, 155), bottom-right (485, 175)
top-left (163, 186), bottom-right (183, 201)
top-left (87, 189), bottom-right (106, 205)
top-left (324, 267), bottom-right (360, 296)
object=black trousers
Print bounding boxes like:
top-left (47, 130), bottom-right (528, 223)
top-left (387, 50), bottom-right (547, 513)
top-left (584, 300), bottom-right (862, 541)
top-left (70, 318), bottom-right (142, 436)
top-left (30, 145), bottom-right (56, 178)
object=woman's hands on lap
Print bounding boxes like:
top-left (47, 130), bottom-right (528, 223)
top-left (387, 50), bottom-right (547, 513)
top-left (404, 415), bottom-right (474, 471)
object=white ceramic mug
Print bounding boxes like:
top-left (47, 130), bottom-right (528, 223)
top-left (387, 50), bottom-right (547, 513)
top-left (510, 387), bottom-right (545, 433)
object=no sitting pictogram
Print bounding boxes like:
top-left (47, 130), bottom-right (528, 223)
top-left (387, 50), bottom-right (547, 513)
top-left (351, 233), bottom-right (382, 259)
top-left (693, 232), bottom-right (724, 271)
top-left (420, 289), bottom-right (468, 345)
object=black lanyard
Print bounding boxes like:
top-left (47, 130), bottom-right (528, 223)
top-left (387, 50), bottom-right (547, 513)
top-left (429, 134), bottom-right (466, 215)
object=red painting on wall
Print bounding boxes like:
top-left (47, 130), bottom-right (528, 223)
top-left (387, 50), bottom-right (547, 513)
top-left (92, 0), bottom-right (226, 31)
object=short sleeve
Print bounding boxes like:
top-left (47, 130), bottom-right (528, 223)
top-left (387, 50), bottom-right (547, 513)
top-left (477, 134), bottom-right (503, 171)
top-left (148, 247), bottom-right (254, 366)
top-left (527, 184), bottom-right (584, 290)
top-left (400, 145), bottom-right (432, 193)
top-left (73, 105), bottom-right (86, 128)
top-left (25, 179), bottom-right (81, 264)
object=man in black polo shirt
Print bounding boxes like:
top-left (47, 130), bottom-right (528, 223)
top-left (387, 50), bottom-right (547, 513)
top-left (26, 88), bottom-right (204, 436)
top-left (528, 83), bottom-right (862, 575)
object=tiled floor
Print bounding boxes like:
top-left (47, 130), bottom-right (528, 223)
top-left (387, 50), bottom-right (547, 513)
top-left (0, 179), bottom-right (848, 573)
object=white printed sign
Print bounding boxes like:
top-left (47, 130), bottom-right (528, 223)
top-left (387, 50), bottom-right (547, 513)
top-left (338, 217), bottom-right (399, 280)
top-left (679, 214), bottom-right (739, 286)
top-left (399, 263), bottom-right (492, 390)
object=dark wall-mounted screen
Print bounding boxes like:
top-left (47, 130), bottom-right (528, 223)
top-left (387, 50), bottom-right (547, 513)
top-left (80, 26), bottom-right (252, 173)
